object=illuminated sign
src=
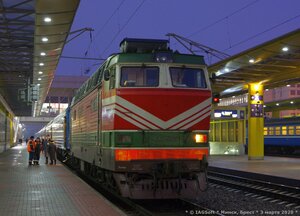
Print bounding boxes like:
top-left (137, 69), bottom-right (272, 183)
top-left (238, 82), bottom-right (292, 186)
top-left (250, 95), bottom-right (263, 101)
top-left (250, 94), bottom-right (264, 117)
top-left (214, 110), bottom-right (239, 118)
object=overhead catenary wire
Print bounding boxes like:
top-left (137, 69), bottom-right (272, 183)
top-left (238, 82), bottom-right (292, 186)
top-left (224, 13), bottom-right (300, 51)
top-left (84, 0), bottom-right (126, 57)
top-left (80, 1), bottom-right (126, 74)
top-left (187, 0), bottom-right (260, 38)
top-left (99, 0), bottom-right (147, 57)
top-left (66, 28), bottom-right (94, 44)
top-left (61, 56), bottom-right (105, 61)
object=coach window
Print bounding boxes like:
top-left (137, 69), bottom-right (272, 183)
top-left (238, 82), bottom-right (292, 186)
top-left (288, 126), bottom-right (294, 135)
top-left (120, 66), bottom-right (159, 87)
top-left (282, 126), bottom-right (287, 135)
top-left (275, 126), bottom-right (281, 135)
top-left (296, 126), bottom-right (300, 135)
top-left (269, 127), bottom-right (274, 135)
top-left (73, 110), bottom-right (76, 121)
top-left (170, 67), bottom-right (207, 88)
top-left (263, 127), bottom-right (268, 135)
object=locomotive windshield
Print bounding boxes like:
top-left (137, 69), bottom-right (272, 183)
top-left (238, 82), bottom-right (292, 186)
top-left (120, 66), bottom-right (159, 87)
top-left (170, 67), bottom-right (207, 88)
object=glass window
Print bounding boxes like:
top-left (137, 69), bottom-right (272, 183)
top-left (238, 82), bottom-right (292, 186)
top-left (264, 127), bottom-right (268, 135)
top-left (120, 67), bottom-right (159, 87)
top-left (288, 126), bottom-right (294, 135)
top-left (282, 126), bottom-right (287, 135)
top-left (296, 126), bottom-right (300, 135)
top-left (275, 126), bottom-right (281, 135)
top-left (269, 127), bottom-right (274, 135)
top-left (290, 90), bottom-right (295, 95)
top-left (109, 69), bottom-right (115, 89)
top-left (170, 67), bottom-right (207, 88)
top-left (60, 97), bottom-right (68, 103)
top-left (73, 110), bottom-right (76, 121)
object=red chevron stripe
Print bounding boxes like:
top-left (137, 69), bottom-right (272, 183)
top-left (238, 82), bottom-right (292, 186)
top-left (115, 107), bottom-right (152, 130)
top-left (115, 103), bottom-right (163, 129)
top-left (167, 104), bottom-right (211, 129)
top-left (178, 110), bottom-right (211, 130)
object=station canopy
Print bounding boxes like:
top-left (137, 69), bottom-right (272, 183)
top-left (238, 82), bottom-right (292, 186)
top-left (0, 0), bottom-right (80, 116)
top-left (208, 28), bottom-right (300, 98)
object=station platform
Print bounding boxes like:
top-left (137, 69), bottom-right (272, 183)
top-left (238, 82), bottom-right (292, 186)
top-left (208, 155), bottom-right (300, 187)
top-left (0, 144), bottom-right (124, 216)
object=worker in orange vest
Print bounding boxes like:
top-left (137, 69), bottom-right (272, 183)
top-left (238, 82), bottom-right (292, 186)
top-left (27, 136), bottom-right (36, 165)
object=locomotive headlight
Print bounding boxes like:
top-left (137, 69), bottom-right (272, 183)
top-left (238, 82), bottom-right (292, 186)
top-left (195, 134), bottom-right (207, 143)
top-left (153, 52), bottom-right (173, 62)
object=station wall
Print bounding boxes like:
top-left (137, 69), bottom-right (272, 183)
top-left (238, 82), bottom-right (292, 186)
top-left (0, 102), bottom-right (15, 153)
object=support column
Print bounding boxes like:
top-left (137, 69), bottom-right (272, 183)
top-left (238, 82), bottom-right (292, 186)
top-left (248, 83), bottom-right (264, 160)
top-left (272, 110), bottom-right (280, 118)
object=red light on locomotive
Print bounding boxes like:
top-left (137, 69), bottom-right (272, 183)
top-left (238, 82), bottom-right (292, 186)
top-left (213, 97), bottom-right (219, 103)
top-left (212, 94), bottom-right (220, 103)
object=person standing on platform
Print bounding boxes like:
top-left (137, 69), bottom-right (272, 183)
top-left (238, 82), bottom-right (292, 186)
top-left (42, 135), bottom-right (50, 164)
top-left (27, 136), bottom-right (35, 165)
top-left (48, 139), bottom-right (57, 165)
top-left (34, 137), bottom-right (42, 165)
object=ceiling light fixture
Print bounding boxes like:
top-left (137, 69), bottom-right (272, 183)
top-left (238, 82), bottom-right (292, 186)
top-left (44, 17), bottom-right (52, 23)
top-left (282, 47), bottom-right (289, 52)
top-left (39, 63), bottom-right (44, 66)
top-left (38, 71), bottom-right (43, 74)
top-left (249, 59), bottom-right (255, 63)
top-left (41, 37), bottom-right (48, 42)
top-left (40, 52), bottom-right (46, 56)
top-left (38, 78), bottom-right (42, 81)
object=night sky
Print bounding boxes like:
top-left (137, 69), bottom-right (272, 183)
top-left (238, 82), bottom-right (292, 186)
top-left (55, 0), bottom-right (300, 76)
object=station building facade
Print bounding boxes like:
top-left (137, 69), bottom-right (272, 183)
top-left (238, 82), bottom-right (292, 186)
top-left (40, 75), bottom-right (88, 117)
top-left (218, 85), bottom-right (300, 118)
top-left (265, 84), bottom-right (300, 117)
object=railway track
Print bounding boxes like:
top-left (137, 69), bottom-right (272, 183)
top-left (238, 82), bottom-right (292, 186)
top-left (208, 170), bottom-right (300, 207)
top-left (59, 156), bottom-right (152, 216)
top-left (133, 199), bottom-right (225, 216)
top-left (58, 154), bottom-right (222, 216)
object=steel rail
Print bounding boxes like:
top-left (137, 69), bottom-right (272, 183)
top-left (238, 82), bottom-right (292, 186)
top-left (208, 171), bottom-right (300, 205)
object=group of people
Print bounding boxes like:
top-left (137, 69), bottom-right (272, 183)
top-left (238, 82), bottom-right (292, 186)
top-left (26, 135), bottom-right (57, 165)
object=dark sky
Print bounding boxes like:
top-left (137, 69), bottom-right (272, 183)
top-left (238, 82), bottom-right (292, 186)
top-left (56, 0), bottom-right (300, 76)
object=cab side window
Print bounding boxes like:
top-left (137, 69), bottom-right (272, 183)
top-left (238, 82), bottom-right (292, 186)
top-left (109, 67), bottom-right (116, 89)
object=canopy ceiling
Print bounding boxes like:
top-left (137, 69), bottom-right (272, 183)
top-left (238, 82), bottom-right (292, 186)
top-left (0, 0), bottom-right (80, 116)
top-left (208, 29), bottom-right (300, 98)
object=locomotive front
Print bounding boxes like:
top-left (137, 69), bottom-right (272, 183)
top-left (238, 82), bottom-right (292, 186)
top-left (101, 38), bottom-right (212, 199)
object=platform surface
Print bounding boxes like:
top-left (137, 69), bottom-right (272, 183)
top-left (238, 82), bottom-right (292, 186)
top-left (0, 144), bottom-right (124, 216)
top-left (209, 155), bottom-right (300, 181)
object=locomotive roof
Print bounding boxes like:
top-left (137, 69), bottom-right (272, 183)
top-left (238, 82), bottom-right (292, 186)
top-left (71, 51), bottom-right (206, 106)
top-left (107, 52), bottom-right (206, 66)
